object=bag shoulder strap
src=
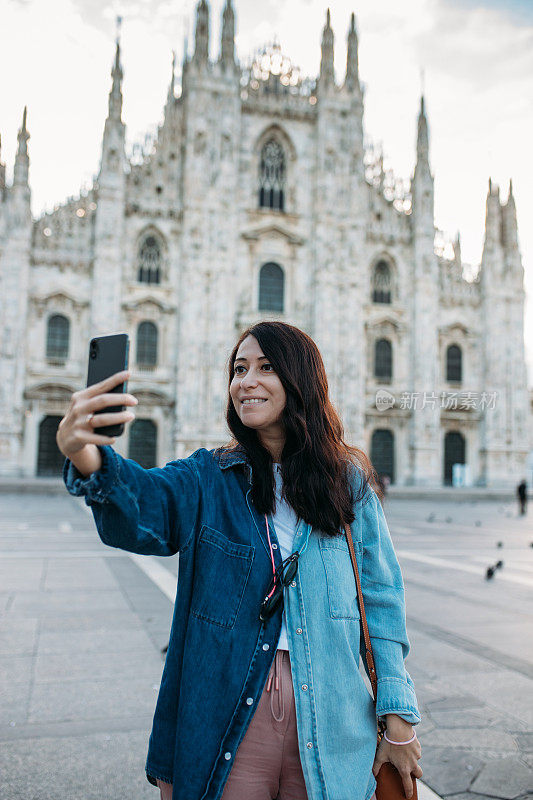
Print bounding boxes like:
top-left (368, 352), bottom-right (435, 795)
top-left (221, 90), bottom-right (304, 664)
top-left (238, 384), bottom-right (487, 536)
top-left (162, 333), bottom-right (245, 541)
top-left (343, 521), bottom-right (378, 704)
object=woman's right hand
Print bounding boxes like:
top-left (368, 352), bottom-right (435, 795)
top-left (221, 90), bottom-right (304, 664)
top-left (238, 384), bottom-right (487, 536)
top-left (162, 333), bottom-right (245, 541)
top-left (56, 369), bottom-right (138, 460)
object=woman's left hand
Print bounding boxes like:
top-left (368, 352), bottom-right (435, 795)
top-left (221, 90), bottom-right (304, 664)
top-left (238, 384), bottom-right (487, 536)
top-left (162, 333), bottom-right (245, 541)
top-left (372, 731), bottom-right (423, 799)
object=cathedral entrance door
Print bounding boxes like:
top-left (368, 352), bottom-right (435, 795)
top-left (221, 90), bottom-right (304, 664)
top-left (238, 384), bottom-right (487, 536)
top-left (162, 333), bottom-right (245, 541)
top-left (443, 431), bottom-right (465, 485)
top-left (128, 418), bottom-right (157, 468)
top-left (37, 416), bottom-right (65, 476)
top-left (371, 428), bottom-right (395, 485)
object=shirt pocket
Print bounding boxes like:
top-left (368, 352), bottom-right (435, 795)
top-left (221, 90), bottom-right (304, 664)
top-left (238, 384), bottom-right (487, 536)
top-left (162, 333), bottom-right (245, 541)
top-left (319, 536), bottom-right (361, 620)
top-left (191, 525), bottom-right (255, 629)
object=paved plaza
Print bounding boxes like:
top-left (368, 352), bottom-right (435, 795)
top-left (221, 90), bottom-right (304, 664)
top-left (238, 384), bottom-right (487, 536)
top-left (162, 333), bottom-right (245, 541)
top-left (0, 486), bottom-right (532, 799)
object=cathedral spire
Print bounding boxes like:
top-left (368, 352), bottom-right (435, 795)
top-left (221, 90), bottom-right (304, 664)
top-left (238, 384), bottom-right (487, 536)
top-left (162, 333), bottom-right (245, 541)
top-left (411, 95), bottom-right (434, 228)
top-left (483, 178), bottom-right (502, 249)
top-left (220, 0), bottom-right (236, 70)
top-left (453, 231), bottom-right (462, 266)
top-left (14, 106), bottom-right (30, 188)
top-left (344, 12), bottom-right (360, 92)
top-left (416, 95), bottom-right (429, 167)
top-left (99, 26), bottom-right (126, 180)
top-left (319, 8), bottom-right (335, 91)
top-left (501, 178), bottom-right (518, 251)
top-left (193, 0), bottom-right (210, 66)
top-left (108, 32), bottom-right (124, 122)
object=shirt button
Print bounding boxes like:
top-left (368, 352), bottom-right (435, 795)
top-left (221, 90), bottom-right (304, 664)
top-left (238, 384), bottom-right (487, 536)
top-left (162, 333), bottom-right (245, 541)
top-left (302, 684), bottom-right (308, 691)
top-left (290, 581), bottom-right (296, 587)
top-left (272, 543), bottom-right (278, 549)
top-left (246, 697), bottom-right (254, 705)
top-left (296, 628), bottom-right (302, 635)
top-left (306, 742), bottom-right (313, 749)
top-left (224, 752), bottom-right (232, 760)
top-left (263, 643), bottom-right (270, 651)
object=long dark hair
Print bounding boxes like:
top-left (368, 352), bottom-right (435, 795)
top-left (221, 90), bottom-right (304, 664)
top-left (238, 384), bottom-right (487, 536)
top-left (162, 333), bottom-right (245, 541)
top-left (219, 321), bottom-right (382, 537)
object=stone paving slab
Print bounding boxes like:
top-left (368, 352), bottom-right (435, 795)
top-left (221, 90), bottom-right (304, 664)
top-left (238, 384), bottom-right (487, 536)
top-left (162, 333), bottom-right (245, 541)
top-left (28, 676), bottom-right (160, 724)
top-left (36, 626), bottom-right (155, 655)
top-left (0, 619), bottom-right (38, 655)
top-left (33, 647), bottom-right (163, 683)
top-left (0, 654), bottom-right (34, 684)
top-left (43, 557), bottom-right (118, 590)
top-left (39, 609), bottom-right (145, 632)
top-left (418, 746), bottom-right (488, 795)
top-left (0, 730), bottom-right (155, 799)
top-left (442, 670), bottom-right (533, 729)
top-left (470, 756), bottom-right (533, 799)
top-left (7, 588), bottom-right (132, 616)
top-left (0, 680), bottom-right (32, 726)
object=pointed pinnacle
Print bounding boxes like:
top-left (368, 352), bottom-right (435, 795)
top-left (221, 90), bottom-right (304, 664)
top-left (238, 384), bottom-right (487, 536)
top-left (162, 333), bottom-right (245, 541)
top-left (326, 8), bottom-right (331, 27)
top-left (22, 105), bottom-right (27, 131)
top-left (509, 178), bottom-right (513, 198)
top-left (350, 12), bottom-right (355, 30)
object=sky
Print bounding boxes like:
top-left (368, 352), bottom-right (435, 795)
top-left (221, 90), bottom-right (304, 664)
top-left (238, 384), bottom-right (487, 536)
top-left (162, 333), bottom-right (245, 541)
top-left (2, 0), bottom-right (533, 385)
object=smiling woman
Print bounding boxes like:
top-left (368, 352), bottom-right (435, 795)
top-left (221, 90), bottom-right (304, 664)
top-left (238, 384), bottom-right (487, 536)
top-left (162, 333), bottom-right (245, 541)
top-left (59, 319), bottom-right (422, 800)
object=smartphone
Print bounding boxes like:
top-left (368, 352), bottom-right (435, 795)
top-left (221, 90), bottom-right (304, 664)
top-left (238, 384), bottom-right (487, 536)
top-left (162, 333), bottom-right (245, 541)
top-left (86, 334), bottom-right (130, 437)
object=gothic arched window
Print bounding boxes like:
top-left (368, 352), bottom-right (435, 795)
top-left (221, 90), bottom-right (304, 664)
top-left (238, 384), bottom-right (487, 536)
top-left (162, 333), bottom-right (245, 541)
top-left (136, 321), bottom-right (158, 367)
top-left (259, 140), bottom-right (286, 211)
top-left (137, 235), bottom-right (161, 284)
top-left (446, 344), bottom-right (462, 383)
top-left (372, 260), bottom-right (392, 304)
top-left (259, 262), bottom-right (284, 312)
top-left (46, 314), bottom-right (70, 361)
top-left (374, 338), bottom-right (392, 380)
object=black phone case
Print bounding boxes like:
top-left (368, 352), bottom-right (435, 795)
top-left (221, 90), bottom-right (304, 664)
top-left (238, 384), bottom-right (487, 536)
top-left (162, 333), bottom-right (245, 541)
top-left (86, 334), bottom-right (130, 437)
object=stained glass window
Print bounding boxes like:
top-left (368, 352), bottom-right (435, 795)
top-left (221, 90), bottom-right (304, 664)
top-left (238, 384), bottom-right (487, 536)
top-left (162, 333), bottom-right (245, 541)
top-left (259, 140), bottom-right (286, 211)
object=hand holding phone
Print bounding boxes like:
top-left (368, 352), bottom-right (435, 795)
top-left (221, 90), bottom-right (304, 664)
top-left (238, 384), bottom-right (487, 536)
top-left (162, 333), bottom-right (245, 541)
top-left (86, 334), bottom-right (130, 436)
top-left (56, 334), bottom-right (137, 463)
top-left (56, 369), bottom-right (138, 462)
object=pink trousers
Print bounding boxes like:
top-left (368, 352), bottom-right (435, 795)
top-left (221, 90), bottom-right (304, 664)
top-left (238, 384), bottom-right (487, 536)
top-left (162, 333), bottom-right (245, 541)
top-left (157, 650), bottom-right (305, 800)
top-left (157, 649), bottom-right (377, 800)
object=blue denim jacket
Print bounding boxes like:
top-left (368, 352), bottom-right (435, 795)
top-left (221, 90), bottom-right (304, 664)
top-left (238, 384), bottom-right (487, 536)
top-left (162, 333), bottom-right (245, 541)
top-left (63, 444), bottom-right (421, 800)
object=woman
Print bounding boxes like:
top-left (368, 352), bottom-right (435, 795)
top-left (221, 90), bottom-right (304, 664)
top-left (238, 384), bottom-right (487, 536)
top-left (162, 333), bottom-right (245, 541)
top-left (57, 321), bottom-right (423, 800)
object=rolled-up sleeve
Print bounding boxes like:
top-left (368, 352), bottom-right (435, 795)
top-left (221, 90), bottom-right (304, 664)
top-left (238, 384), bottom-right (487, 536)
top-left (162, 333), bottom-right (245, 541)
top-left (359, 487), bottom-right (421, 725)
top-left (63, 445), bottom-right (205, 557)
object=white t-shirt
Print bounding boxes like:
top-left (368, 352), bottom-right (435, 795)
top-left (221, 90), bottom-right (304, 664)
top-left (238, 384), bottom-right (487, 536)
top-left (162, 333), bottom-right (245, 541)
top-left (271, 462), bottom-right (299, 652)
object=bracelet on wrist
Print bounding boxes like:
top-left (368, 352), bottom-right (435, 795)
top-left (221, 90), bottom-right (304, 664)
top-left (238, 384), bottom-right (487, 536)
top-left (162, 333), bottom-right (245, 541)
top-left (383, 729), bottom-right (417, 746)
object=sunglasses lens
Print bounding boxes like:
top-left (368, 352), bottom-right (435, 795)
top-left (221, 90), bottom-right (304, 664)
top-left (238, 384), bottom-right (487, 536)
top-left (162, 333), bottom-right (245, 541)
top-left (260, 586), bottom-right (283, 621)
top-left (285, 560), bottom-right (298, 583)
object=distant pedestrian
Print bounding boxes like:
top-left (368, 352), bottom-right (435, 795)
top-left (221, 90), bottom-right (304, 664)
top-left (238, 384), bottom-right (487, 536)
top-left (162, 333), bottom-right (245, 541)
top-left (517, 480), bottom-right (528, 515)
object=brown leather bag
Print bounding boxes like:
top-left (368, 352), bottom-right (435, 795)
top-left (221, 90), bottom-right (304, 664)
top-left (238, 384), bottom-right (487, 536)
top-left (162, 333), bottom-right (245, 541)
top-left (343, 521), bottom-right (418, 800)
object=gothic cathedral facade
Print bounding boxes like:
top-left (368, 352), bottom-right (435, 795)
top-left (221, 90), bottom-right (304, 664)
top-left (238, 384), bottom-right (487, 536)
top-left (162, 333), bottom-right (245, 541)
top-left (0, 2), bottom-right (529, 486)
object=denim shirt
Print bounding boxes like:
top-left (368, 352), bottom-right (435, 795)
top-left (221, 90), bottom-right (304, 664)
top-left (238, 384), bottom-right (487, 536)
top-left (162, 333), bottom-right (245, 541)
top-left (63, 445), bottom-right (421, 800)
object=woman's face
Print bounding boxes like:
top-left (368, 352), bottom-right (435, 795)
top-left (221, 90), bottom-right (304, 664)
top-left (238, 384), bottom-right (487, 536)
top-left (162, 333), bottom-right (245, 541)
top-left (230, 335), bottom-right (286, 436)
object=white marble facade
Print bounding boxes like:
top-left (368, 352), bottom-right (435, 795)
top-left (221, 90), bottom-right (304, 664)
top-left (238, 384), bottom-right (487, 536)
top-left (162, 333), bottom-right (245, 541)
top-left (0, 2), bottom-right (529, 486)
